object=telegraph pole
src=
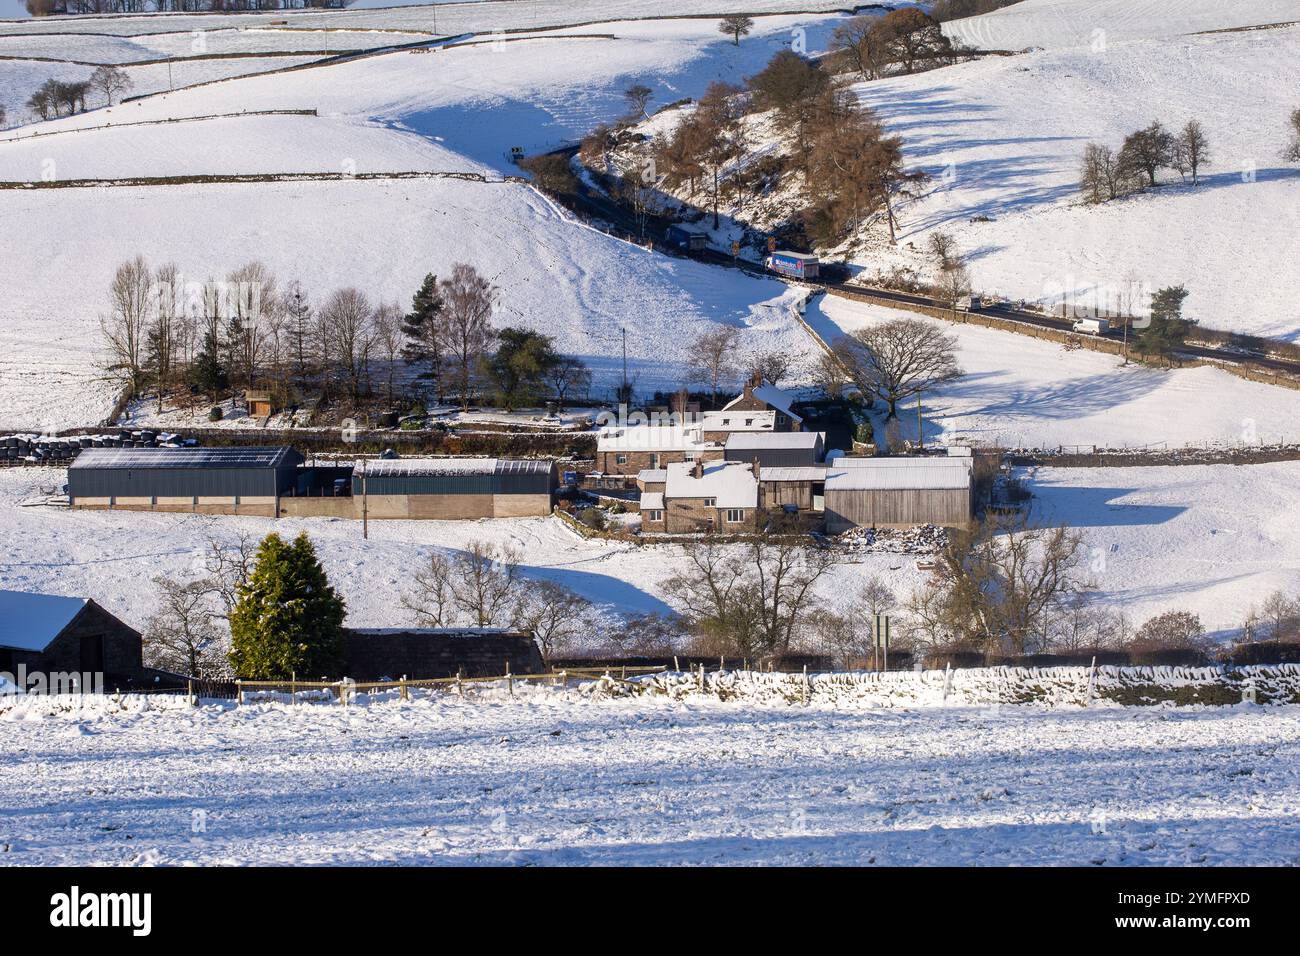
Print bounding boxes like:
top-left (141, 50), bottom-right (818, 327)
top-left (361, 457), bottom-right (368, 540)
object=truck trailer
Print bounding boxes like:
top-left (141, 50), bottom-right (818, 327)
top-left (764, 251), bottom-right (820, 280)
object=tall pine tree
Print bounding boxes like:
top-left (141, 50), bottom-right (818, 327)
top-left (401, 273), bottom-right (446, 402)
top-left (1136, 285), bottom-right (1194, 362)
top-left (228, 532), bottom-right (346, 679)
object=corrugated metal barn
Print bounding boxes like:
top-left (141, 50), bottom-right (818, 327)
top-left (353, 458), bottom-right (557, 519)
top-left (724, 431), bottom-right (824, 468)
top-left (68, 446), bottom-right (303, 516)
top-left (824, 457), bottom-right (973, 532)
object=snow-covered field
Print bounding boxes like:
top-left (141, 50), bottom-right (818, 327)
top-left (2, 688), bottom-right (1297, 865)
top-left (1030, 462), bottom-right (1300, 635)
top-left (812, 295), bottom-right (1300, 450)
top-left (858, 21), bottom-right (1300, 338)
top-left (0, 468), bottom-right (926, 643)
top-left (943, 0), bottom-right (1300, 51)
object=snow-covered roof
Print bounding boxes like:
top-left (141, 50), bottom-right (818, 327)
top-left (70, 446), bottom-right (295, 470)
top-left (0, 589), bottom-right (89, 652)
top-left (362, 458), bottom-right (550, 477)
top-left (641, 492), bottom-right (665, 511)
top-left (637, 469), bottom-right (668, 484)
top-left (723, 382), bottom-right (803, 424)
top-left (597, 425), bottom-right (712, 452)
top-left (665, 461), bottom-right (758, 509)
top-left (826, 457), bottom-right (972, 491)
top-left (700, 410), bottom-right (776, 432)
top-left (347, 627), bottom-right (520, 636)
top-left (760, 466), bottom-right (828, 483)
top-left (725, 431), bottom-right (822, 451)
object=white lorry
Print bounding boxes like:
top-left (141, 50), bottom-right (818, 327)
top-left (1072, 317), bottom-right (1110, 335)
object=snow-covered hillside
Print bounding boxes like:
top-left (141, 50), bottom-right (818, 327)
top-left (859, 24), bottom-right (1300, 338)
top-left (812, 295), bottom-right (1300, 450)
top-left (0, 177), bottom-right (814, 428)
top-left (943, 0), bottom-right (1300, 51)
top-left (0, 14), bottom-right (850, 426)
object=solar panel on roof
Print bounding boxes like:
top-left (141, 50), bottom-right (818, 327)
top-left (69, 447), bottom-right (292, 470)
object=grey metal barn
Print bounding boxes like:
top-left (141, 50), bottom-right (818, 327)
top-left (68, 446), bottom-right (303, 516)
top-left (724, 432), bottom-right (824, 468)
top-left (824, 457), bottom-right (974, 532)
top-left (354, 458), bottom-right (557, 519)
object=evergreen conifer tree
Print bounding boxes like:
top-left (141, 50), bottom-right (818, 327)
top-left (228, 532), bottom-right (346, 679)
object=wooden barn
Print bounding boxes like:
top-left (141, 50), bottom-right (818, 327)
top-left (824, 456), bottom-right (973, 532)
top-left (352, 458), bottom-right (557, 519)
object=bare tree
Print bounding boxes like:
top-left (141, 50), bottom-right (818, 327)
top-left (319, 287), bottom-right (375, 403)
top-left (373, 300), bottom-right (404, 407)
top-left (927, 231), bottom-right (960, 272)
top-left (909, 516), bottom-right (1090, 656)
top-left (100, 255), bottom-right (152, 397)
top-left (143, 261), bottom-right (180, 413)
top-left (203, 533), bottom-right (257, 619)
top-left (515, 579), bottom-right (592, 659)
top-left (547, 356), bottom-right (591, 412)
top-left (402, 552), bottom-right (457, 627)
top-left (623, 82), bottom-right (653, 122)
top-left (1172, 119), bottom-right (1210, 185)
top-left (810, 350), bottom-right (851, 399)
top-left (687, 325), bottom-right (743, 407)
top-left (439, 263), bottom-right (495, 410)
top-left (834, 318), bottom-right (961, 418)
top-left (719, 14), bottom-right (754, 45)
top-left (450, 541), bottom-right (524, 627)
top-left (664, 530), bottom-right (839, 659)
top-left (1284, 107), bottom-right (1300, 163)
top-left (748, 348), bottom-right (793, 388)
top-left (1118, 121), bottom-right (1173, 188)
top-left (89, 64), bottom-right (133, 106)
top-left (144, 576), bottom-right (227, 678)
top-left (225, 261), bottom-right (277, 393)
top-left (829, 15), bottom-right (888, 80)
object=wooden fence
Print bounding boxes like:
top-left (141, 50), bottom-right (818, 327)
top-left (168, 665), bottom-right (668, 705)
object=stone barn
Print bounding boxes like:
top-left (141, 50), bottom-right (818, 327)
top-left (344, 628), bottom-right (545, 681)
top-left (0, 590), bottom-right (147, 691)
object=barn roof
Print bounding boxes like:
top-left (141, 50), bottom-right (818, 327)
top-left (826, 457), bottom-right (972, 491)
top-left (69, 446), bottom-right (296, 470)
top-left (725, 431), bottom-right (821, 450)
top-left (0, 589), bottom-right (88, 652)
top-left (641, 492), bottom-right (665, 510)
top-left (362, 458), bottom-right (551, 478)
top-left (760, 466), bottom-right (828, 482)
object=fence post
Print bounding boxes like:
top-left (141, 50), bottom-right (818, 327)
top-left (557, 669), bottom-right (567, 689)
top-left (673, 655), bottom-right (680, 672)
top-left (400, 675), bottom-right (409, 702)
top-left (290, 671), bottom-right (296, 706)
top-left (1085, 656), bottom-right (1097, 705)
top-left (456, 669), bottom-right (463, 698)
top-left (236, 679), bottom-right (243, 706)
top-left (187, 678), bottom-right (195, 708)
top-left (802, 664), bottom-right (809, 705)
top-left (506, 661), bottom-right (514, 696)
top-left (942, 662), bottom-right (953, 702)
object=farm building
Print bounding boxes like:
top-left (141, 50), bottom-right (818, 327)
top-left (824, 457), bottom-right (974, 532)
top-left (720, 373), bottom-right (804, 431)
top-left (724, 431), bottom-right (824, 468)
top-left (343, 628), bottom-right (544, 681)
top-left (352, 458), bottom-right (557, 519)
top-left (643, 459), bottom-right (759, 533)
top-left (595, 422), bottom-right (720, 475)
top-left (67, 446), bottom-right (303, 517)
top-left (0, 589), bottom-right (147, 690)
top-left (759, 466), bottom-right (828, 513)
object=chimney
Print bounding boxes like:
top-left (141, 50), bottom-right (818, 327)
top-left (752, 456), bottom-right (762, 481)
top-left (692, 459), bottom-right (704, 480)
top-left (750, 370), bottom-right (763, 391)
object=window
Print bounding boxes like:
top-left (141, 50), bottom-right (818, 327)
top-left (615, 454), bottom-right (628, 465)
top-left (745, 418), bottom-right (753, 426)
top-left (725, 509), bottom-right (745, 523)
top-left (703, 498), bottom-right (716, 507)
top-left (645, 509), bottom-right (664, 522)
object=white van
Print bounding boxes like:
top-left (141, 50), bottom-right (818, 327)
top-left (1072, 317), bottom-right (1110, 335)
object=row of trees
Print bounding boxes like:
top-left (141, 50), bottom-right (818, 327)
top-left (99, 256), bottom-right (595, 415)
top-left (25, 66), bottom-right (133, 122)
top-left (828, 9), bottom-right (967, 81)
top-left (1080, 119), bottom-right (1209, 203)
